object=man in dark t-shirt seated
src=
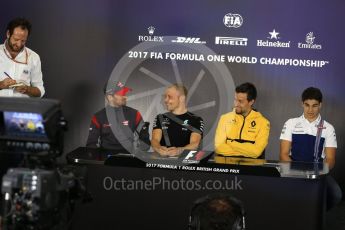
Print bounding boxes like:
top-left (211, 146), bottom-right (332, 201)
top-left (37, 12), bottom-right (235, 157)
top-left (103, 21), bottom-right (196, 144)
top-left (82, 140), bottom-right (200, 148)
top-left (151, 84), bottom-right (204, 157)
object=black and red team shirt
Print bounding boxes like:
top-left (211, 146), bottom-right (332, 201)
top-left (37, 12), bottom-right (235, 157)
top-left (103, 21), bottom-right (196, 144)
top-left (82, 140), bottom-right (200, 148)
top-left (86, 106), bottom-right (149, 150)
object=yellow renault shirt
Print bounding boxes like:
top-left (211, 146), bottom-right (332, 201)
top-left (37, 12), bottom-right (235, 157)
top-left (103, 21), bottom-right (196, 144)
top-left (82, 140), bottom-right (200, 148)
top-left (214, 110), bottom-right (270, 158)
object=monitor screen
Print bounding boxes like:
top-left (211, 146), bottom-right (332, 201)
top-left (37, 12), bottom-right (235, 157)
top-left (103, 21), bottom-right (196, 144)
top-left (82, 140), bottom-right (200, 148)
top-left (3, 112), bottom-right (47, 139)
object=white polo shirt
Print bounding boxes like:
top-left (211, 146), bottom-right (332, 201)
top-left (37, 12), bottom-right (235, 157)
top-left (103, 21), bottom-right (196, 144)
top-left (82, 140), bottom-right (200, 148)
top-left (280, 114), bottom-right (337, 161)
top-left (0, 43), bottom-right (45, 97)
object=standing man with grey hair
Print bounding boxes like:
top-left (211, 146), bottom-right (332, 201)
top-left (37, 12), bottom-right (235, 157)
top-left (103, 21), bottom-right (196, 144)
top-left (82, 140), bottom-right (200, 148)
top-left (0, 17), bottom-right (44, 97)
top-left (151, 84), bottom-right (204, 157)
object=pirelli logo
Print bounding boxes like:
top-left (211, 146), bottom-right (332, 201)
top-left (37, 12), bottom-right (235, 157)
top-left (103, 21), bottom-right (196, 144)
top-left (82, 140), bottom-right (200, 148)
top-left (215, 36), bottom-right (248, 46)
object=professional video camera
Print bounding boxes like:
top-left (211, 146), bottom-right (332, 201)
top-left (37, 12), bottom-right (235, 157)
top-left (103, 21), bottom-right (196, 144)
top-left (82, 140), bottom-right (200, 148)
top-left (0, 98), bottom-right (88, 230)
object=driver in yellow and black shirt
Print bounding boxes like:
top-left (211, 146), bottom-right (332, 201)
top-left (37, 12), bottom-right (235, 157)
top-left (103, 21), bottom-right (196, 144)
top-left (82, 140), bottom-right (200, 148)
top-left (215, 82), bottom-right (270, 158)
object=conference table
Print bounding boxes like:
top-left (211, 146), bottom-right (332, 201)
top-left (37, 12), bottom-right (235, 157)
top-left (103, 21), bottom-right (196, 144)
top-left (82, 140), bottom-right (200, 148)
top-left (67, 147), bottom-right (328, 230)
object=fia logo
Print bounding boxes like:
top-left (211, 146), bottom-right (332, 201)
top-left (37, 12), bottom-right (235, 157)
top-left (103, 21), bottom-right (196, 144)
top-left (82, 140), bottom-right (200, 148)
top-left (223, 13), bottom-right (243, 28)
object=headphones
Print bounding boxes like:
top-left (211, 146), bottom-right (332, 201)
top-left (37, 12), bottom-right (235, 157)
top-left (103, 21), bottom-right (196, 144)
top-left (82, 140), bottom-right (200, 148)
top-left (188, 193), bottom-right (246, 230)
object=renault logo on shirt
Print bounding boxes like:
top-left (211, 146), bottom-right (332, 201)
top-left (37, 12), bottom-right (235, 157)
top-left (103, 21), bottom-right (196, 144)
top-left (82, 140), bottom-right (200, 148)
top-left (227, 119), bottom-right (236, 124)
top-left (251, 121), bottom-right (256, 127)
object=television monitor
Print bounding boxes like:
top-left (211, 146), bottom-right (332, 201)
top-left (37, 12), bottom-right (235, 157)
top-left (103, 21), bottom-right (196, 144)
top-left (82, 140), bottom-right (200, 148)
top-left (0, 97), bottom-right (66, 156)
